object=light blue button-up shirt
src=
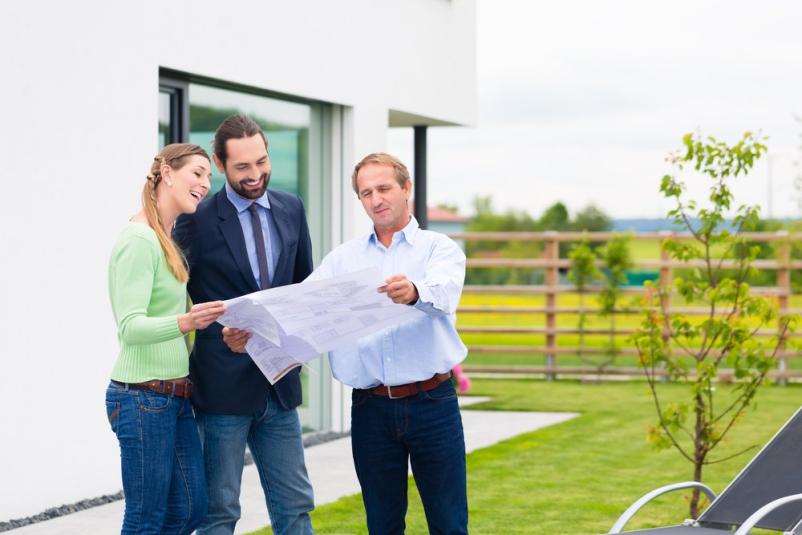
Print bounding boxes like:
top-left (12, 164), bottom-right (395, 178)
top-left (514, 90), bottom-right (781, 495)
top-left (308, 216), bottom-right (468, 389)
top-left (225, 182), bottom-right (281, 288)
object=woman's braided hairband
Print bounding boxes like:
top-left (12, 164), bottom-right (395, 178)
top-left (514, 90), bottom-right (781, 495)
top-left (146, 156), bottom-right (169, 184)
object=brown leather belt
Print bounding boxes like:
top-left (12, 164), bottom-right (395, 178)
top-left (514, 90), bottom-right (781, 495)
top-left (112, 378), bottom-right (193, 399)
top-left (365, 372), bottom-right (452, 399)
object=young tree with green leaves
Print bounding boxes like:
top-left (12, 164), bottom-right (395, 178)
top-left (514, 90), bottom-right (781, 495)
top-left (568, 236), bottom-right (633, 374)
top-left (597, 235), bottom-right (633, 370)
top-left (633, 132), bottom-right (795, 519)
top-left (568, 240), bottom-right (600, 368)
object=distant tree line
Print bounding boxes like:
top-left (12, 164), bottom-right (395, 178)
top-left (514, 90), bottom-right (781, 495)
top-left (461, 195), bottom-right (802, 288)
top-left (464, 196), bottom-right (611, 285)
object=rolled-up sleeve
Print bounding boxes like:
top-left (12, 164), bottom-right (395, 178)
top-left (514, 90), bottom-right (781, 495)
top-left (411, 238), bottom-right (466, 317)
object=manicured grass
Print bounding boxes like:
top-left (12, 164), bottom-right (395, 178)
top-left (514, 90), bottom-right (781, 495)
top-left (248, 379), bottom-right (802, 534)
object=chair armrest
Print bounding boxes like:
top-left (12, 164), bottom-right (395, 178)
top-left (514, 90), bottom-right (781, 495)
top-left (608, 481), bottom-right (717, 534)
top-left (733, 493), bottom-right (802, 535)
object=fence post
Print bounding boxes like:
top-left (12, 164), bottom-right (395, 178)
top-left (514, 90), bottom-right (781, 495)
top-left (659, 231), bottom-right (673, 382)
top-left (544, 232), bottom-right (559, 380)
top-left (776, 231), bottom-right (790, 386)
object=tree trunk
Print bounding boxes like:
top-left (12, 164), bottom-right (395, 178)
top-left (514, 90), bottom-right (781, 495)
top-left (690, 457), bottom-right (704, 519)
top-left (609, 310), bottom-right (616, 365)
top-left (690, 393), bottom-right (707, 519)
top-left (578, 290), bottom-right (585, 361)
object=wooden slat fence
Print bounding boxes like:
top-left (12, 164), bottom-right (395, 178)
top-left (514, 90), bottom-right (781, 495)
top-left (451, 231), bottom-right (800, 381)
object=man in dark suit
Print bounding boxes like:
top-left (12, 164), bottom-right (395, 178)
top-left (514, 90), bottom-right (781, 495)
top-left (174, 115), bottom-right (314, 535)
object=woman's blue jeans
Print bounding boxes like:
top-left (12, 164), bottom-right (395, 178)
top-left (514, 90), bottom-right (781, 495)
top-left (105, 381), bottom-right (207, 535)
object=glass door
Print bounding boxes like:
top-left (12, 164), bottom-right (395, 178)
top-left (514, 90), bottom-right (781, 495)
top-left (158, 76), bottom-right (334, 432)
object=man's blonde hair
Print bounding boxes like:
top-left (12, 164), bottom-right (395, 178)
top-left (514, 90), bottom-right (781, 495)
top-left (351, 152), bottom-right (411, 195)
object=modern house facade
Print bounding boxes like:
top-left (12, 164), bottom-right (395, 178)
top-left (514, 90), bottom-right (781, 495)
top-left (0, 0), bottom-right (476, 521)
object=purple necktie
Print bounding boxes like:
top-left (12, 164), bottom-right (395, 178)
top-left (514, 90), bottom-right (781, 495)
top-left (248, 203), bottom-right (270, 289)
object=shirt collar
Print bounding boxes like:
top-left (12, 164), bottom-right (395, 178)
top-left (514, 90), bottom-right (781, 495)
top-left (225, 181), bottom-right (271, 213)
top-left (367, 214), bottom-right (420, 248)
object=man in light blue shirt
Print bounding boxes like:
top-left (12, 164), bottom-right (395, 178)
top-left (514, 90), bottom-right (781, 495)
top-left (309, 198), bottom-right (467, 391)
top-left (226, 152), bottom-right (469, 534)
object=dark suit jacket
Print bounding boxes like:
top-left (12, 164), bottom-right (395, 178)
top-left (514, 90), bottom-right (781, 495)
top-left (173, 187), bottom-right (313, 414)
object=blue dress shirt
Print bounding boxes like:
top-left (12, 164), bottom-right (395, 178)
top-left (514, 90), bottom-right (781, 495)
top-left (309, 216), bottom-right (468, 389)
top-left (225, 182), bottom-right (281, 288)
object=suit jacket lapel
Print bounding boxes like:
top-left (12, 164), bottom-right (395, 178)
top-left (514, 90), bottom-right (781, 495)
top-left (216, 190), bottom-right (259, 293)
top-left (268, 190), bottom-right (291, 287)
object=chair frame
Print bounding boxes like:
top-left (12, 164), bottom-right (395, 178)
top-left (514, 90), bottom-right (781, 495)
top-left (607, 407), bottom-right (802, 535)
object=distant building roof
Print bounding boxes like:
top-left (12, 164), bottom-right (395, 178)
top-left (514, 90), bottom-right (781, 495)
top-left (427, 206), bottom-right (469, 223)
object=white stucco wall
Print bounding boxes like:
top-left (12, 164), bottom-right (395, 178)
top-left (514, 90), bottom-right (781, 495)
top-left (0, 0), bottom-right (475, 520)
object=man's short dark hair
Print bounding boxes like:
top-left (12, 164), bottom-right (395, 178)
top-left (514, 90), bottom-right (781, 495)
top-left (213, 114), bottom-right (267, 165)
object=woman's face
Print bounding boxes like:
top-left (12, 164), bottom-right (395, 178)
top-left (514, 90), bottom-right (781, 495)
top-left (162, 155), bottom-right (212, 215)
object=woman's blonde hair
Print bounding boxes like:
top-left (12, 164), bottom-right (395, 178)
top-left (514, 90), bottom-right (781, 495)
top-left (143, 143), bottom-right (210, 282)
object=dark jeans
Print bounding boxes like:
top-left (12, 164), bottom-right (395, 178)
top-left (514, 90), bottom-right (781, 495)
top-left (105, 381), bottom-right (207, 535)
top-left (351, 379), bottom-right (468, 535)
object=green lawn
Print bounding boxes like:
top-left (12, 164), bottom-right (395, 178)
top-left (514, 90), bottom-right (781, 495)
top-left (248, 379), bottom-right (802, 534)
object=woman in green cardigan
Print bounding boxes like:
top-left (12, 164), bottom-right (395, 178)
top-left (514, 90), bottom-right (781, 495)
top-left (106, 143), bottom-right (225, 534)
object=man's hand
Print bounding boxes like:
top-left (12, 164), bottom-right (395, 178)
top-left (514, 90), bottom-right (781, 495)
top-left (379, 274), bottom-right (419, 305)
top-left (222, 327), bottom-right (251, 353)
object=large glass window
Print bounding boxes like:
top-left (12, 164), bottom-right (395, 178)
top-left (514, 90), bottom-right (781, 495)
top-left (157, 75), bottom-right (334, 432)
top-left (188, 84), bottom-right (311, 196)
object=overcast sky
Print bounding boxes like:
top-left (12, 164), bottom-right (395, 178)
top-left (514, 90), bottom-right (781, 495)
top-left (389, 0), bottom-right (802, 220)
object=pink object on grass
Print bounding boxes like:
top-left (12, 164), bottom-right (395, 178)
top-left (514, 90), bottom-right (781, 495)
top-left (452, 363), bottom-right (471, 393)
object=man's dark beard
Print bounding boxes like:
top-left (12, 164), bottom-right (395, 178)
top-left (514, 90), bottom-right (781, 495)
top-left (228, 172), bottom-right (270, 199)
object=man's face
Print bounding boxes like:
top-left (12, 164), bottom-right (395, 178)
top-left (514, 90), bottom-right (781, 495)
top-left (356, 163), bottom-right (411, 233)
top-left (215, 134), bottom-right (271, 199)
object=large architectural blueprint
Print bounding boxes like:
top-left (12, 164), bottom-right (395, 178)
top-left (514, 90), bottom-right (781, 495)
top-left (217, 267), bottom-right (424, 383)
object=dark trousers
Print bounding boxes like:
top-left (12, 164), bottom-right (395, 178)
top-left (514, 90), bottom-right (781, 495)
top-left (351, 380), bottom-right (468, 535)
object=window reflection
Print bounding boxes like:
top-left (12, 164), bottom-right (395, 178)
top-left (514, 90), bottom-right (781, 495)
top-left (188, 84), bottom-right (311, 195)
top-left (159, 79), bottom-right (327, 425)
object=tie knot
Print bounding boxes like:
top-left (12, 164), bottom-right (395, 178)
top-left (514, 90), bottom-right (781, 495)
top-left (248, 203), bottom-right (259, 214)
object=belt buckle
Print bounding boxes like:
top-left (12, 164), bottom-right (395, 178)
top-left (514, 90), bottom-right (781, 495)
top-left (386, 385), bottom-right (401, 399)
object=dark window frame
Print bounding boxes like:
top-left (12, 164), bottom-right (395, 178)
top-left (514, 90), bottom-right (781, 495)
top-left (159, 76), bottom-right (189, 144)
top-left (159, 67), bottom-right (326, 113)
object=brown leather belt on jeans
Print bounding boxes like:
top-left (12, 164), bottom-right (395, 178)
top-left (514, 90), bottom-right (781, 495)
top-left (112, 378), bottom-right (193, 399)
top-left (366, 372), bottom-right (452, 399)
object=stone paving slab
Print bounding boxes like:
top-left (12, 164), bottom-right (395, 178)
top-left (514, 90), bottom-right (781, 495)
top-left (9, 397), bottom-right (577, 534)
